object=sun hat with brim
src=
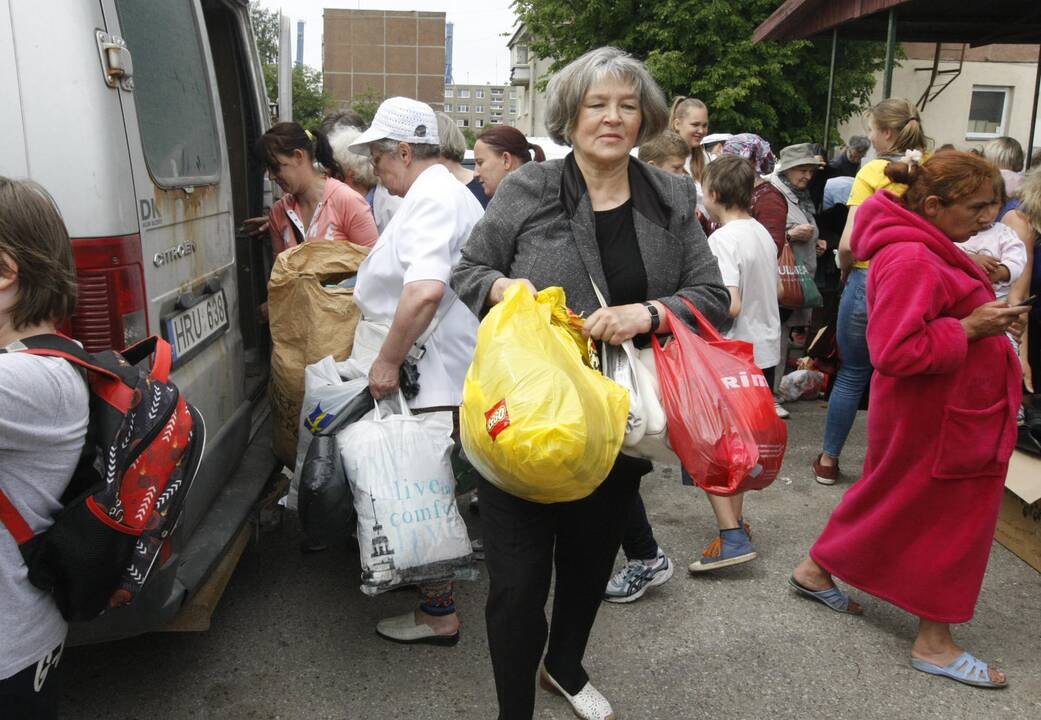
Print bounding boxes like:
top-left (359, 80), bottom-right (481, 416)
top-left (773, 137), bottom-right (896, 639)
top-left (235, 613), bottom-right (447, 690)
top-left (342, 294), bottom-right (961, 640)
top-left (702, 133), bottom-right (733, 147)
top-left (347, 97), bottom-right (440, 156)
top-left (775, 143), bottom-right (826, 174)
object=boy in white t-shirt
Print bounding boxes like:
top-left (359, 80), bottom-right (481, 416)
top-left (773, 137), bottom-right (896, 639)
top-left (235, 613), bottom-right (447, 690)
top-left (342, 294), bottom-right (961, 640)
top-left (687, 155), bottom-right (781, 574)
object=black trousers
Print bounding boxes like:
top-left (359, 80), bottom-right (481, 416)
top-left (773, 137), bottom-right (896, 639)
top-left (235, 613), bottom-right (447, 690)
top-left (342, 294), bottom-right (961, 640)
top-left (0, 643), bottom-right (63, 720)
top-left (479, 455), bottom-right (649, 720)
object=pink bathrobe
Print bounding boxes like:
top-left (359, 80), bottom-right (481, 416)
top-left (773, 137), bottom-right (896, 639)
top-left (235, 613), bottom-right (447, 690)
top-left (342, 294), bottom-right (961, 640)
top-left (811, 191), bottom-right (1021, 623)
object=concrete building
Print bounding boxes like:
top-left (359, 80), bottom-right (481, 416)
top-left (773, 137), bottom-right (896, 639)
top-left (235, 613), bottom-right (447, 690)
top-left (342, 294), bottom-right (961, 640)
top-left (442, 83), bottom-right (519, 132)
top-left (508, 24), bottom-right (553, 138)
top-left (322, 9), bottom-right (446, 112)
top-left (837, 42), bottom-right (1041, 161)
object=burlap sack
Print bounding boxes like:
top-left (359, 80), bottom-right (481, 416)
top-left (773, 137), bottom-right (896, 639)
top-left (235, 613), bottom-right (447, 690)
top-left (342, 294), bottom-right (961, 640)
top-left (268, 241), bottom-right (369, 466)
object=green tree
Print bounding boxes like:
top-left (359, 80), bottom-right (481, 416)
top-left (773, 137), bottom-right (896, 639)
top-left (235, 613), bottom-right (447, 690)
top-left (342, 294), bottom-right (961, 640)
top-left (462, 127), bottom-right (477, 149)
top-left (349, 90), bottom-right (384, 127)
top-left (514, 0), bottom-right (885, 147)
top-left (251, 2), bottom-right (332, 130)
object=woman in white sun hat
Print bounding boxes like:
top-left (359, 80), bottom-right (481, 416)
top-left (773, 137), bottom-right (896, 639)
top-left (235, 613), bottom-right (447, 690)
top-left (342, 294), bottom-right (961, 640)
top-left (346, 97), bottom-right (484, 646)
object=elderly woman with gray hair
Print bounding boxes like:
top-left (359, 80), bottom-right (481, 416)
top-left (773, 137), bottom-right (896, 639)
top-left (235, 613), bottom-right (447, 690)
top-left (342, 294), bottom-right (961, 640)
top-left (452, 47), bottom-right (729, 720)
top-left (346, 97), bottom-right (484, 647)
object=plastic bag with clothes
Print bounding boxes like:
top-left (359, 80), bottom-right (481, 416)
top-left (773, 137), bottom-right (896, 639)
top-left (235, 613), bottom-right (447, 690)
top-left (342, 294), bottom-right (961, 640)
top-left (287, 356), bottom-right (369, 510)
top-left (460, 285), bottom-right (629, 504)
top-left (339, 393), bottom-right (476, 595)
top-left (777, 368), bottom-right (827, 403)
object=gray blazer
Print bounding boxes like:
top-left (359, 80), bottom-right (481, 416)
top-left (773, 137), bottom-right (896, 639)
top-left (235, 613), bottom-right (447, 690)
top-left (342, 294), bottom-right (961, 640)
top-left (451, 156), bottom-right (730, 332)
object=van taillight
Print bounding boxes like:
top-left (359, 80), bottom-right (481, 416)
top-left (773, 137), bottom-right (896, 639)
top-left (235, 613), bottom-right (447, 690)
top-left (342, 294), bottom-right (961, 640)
top-left (68, 235), bottom-right (148, 352)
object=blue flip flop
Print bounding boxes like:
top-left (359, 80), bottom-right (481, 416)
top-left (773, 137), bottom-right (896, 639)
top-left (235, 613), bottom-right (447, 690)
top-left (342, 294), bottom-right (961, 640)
top-left (911, 652), bottom-right (1008, 689)
top-left (788, 576), bottom-right (863, 615)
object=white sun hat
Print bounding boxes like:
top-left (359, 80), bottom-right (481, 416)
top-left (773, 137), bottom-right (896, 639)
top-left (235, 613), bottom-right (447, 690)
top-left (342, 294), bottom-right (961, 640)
top-left (347, 97), bottom-right (440, 156)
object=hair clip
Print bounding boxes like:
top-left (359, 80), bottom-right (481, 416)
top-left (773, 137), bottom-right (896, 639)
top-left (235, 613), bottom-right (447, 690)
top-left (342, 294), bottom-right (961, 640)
top-left (305, 129), bottom-right (315, 143)
top-left (902, 149), bottom-right (923, 166)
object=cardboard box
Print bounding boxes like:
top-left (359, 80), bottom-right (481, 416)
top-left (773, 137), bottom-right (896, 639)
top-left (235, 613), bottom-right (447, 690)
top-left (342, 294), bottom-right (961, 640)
top-left (995, 450), bottom-right (1041, 573)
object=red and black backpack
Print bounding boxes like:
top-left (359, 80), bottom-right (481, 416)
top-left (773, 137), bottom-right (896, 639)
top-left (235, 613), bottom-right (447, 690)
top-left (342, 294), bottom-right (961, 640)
top-left (0, 335), bottom-right (205, 622)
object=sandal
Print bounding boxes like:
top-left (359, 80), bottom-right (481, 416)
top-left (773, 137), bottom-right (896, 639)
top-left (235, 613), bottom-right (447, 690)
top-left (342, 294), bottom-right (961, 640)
top-left (788, 575), bottom-right (863, 615)
top-left (911, 652), bottom-right (1008, 689)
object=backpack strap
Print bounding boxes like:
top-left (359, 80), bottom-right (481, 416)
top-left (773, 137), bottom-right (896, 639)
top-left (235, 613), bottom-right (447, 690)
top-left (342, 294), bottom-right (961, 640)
top-left (121, 336), bottom-right (172, 383)
top-left (0, 488), bottom-right (34, 544)
top-left (1, 334), bottom-right (129, 383)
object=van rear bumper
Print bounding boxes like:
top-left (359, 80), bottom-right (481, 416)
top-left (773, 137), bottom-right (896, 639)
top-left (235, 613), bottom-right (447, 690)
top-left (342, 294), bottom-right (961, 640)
top-left (67, 399), bottom-right (279, 646)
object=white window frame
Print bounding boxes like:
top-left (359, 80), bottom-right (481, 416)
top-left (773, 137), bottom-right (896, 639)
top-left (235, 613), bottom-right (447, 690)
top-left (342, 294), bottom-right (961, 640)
top-left (475, 105), bottom-right (484, 114)
top-left (476, 89), bottom-right (484, 98)
top-left (459, 89), bottom-right (470, 98)
top-left (445, 88), bottom-right (454, 98)
top-left (458, 104), bottom-right (468, 113)
top-left (456, 118), bottom-right (465, 127)
top-left (966, 85), bottom-right (1012, 140)
top-left (444, 103), bottom-right (452, 112)
top-left (476, 119), bottom-right (485, 128)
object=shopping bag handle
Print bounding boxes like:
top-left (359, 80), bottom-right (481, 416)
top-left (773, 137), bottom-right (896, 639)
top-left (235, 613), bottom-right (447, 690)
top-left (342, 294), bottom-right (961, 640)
top-left (675, 296), bottom-right (726, 343)
top-left (371, 389), bottom-right (414, 421)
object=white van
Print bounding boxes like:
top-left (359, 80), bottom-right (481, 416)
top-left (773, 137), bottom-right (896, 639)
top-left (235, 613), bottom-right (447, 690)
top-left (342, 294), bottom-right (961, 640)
top-left (1, 0), bottom-right (277, 641)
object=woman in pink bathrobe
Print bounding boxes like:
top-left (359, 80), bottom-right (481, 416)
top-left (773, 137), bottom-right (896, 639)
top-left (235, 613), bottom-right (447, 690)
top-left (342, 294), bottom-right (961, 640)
top-left (790, 152), bottom-right (1029, 689)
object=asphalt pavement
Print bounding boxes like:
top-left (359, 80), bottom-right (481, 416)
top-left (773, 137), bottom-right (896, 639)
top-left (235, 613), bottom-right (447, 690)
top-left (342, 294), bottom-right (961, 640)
top-left (62, 400), bottom-right (1041, 720)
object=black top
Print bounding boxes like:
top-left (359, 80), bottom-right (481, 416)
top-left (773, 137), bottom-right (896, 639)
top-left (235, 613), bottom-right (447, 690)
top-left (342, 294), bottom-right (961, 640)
top-left (466, 177), bottom-right (491, 208)
top-left (593, 199), bottom-right (647, 306)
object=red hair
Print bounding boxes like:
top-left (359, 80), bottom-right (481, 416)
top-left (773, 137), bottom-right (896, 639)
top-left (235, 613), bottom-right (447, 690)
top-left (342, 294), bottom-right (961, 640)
top-left (885, 151), bottom-right (1001, 212)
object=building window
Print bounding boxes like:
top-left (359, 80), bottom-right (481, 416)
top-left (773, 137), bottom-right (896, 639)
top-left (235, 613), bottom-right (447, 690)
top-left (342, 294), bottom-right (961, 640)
top-left (491, 118), bottom-right (502, 125)
top-left (445, 88), bottom-right (454, 98)
top-left (476, 119), bottom-right (485, 128)
top-left (475, 105), bottom-right (483, 114)
top-left (967, 86), bottom-right (1011, 138)
top-left (458, 104), bottom-right (468, 113)
top-left (456, 118), bottom-right (464, 127)
top-left (461, 119), bottom-right (469, 128)
top-left (510, 104), bottom-right (517, 114)
top-left (459, 89), bottom-right (470, 98)
top-left (476, 89), bottom-right (484, 98)
top-left (444, 103), bottom-right (452, 112)
top-left (514, 45), bottom-right (528, 65)
top-left (510, 91), bottom-right (517, 99)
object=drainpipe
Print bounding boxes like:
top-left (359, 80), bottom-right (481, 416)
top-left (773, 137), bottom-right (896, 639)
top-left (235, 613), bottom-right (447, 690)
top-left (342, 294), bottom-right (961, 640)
top-left (1028, 44), bottom-right (1041, 169)
top-left (882, 9), bottom-right (897, 99)
top-left (823, 28), bottom-right (838, 154)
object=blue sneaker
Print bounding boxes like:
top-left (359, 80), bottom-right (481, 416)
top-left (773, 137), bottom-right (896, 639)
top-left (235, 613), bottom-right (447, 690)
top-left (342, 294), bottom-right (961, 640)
top-left (603, 547), bottom-right (673, 603)
top-left (688, 528), bottom-right (756, 573)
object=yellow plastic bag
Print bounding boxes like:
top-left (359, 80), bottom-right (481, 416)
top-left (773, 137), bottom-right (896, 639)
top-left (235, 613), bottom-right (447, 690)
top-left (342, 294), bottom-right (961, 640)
top-left (461, 285), bottom-right (629, 503)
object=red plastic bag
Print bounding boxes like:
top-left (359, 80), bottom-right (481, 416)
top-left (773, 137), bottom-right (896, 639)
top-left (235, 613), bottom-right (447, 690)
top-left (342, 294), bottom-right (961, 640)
top-left (652, 300), bottom-right (788, 495)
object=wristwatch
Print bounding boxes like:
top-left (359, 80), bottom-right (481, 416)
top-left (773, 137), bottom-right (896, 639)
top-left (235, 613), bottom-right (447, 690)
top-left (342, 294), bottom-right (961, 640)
top-left (642, 301), bottom-right (660, 333)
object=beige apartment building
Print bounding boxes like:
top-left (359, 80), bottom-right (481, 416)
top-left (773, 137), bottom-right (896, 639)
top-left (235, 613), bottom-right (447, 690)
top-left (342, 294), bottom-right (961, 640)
top-left (508, 24), bottom-right (553, 138)
top-left (443, 84), bottom-right (519, 132)
top-left (838, 42), bottom-right (1041, 161)
top-left (323, 9), bottom-right (446, 111)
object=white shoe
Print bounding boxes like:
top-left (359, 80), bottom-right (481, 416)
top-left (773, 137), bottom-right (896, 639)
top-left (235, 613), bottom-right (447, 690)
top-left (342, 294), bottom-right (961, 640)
top-left (539, 666), bottom-right (617, 720)
top-left (375, 612), bottom-right (459, 646)
top-left (774, 402), bottom-right (790, 419)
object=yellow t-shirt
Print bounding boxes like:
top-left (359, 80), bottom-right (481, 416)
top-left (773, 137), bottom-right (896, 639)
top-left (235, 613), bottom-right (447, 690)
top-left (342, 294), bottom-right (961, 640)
top-left (847, 159), bottom-right (909, 268)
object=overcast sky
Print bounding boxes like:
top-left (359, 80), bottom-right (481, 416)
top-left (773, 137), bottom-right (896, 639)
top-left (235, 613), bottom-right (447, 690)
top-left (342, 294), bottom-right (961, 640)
top-left (257, 1), bottom-right (519, 85)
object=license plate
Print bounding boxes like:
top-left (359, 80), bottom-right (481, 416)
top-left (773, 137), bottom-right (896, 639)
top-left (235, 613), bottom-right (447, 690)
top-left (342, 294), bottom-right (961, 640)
top-left (164, 290), bottom-right (229, 363)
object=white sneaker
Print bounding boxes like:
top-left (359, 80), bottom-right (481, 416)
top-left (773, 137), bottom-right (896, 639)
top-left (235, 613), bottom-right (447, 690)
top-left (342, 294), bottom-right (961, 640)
top-left (539, 666), bottom-right (617, 720)
top-left (774, 402), bottom-right (790, 419)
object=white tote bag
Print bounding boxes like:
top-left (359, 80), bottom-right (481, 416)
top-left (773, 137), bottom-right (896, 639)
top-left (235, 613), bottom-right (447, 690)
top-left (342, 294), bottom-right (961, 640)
top-left (339, 393), bottom-right (477, 595)
top-left (590, 277), bottom-right (678, 465)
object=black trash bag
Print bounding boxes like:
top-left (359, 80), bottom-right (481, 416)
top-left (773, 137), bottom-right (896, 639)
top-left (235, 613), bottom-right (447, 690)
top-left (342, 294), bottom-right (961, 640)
top-left (298, 386), bottom-right (373, 549)
top-left (1017, 394), bottom-right (1041, 457)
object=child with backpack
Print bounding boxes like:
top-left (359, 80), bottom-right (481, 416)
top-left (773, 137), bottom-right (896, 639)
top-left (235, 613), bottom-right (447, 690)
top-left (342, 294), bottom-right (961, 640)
top-left (687, 155), bottom-right (781, 572)
top-left (0, 177), bottom-right (87, 719)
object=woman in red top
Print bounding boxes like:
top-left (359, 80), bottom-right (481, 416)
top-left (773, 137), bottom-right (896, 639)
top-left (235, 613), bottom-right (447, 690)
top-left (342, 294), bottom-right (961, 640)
top-left (255, 122), bottom-right (379, 258)
top-left (790, 152), bottom-right (1028, 689)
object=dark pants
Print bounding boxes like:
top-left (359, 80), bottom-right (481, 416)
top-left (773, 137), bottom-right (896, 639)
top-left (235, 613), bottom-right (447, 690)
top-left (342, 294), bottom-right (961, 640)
top-left (480, 455), bottom-right (648, 720)
top-left (622, 365), bottom-right (776, 560)
top-left (0, 643), bottom-right (63, 720)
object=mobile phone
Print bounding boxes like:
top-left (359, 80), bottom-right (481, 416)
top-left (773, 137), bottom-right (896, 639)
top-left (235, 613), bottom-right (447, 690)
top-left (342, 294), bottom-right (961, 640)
top-left (1016, 295), bottom-right (1039, 307)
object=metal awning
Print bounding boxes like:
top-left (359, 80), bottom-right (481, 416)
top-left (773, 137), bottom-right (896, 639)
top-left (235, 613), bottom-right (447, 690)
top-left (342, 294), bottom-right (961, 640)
top-left (754, 0), bottom-right (1041, 46)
